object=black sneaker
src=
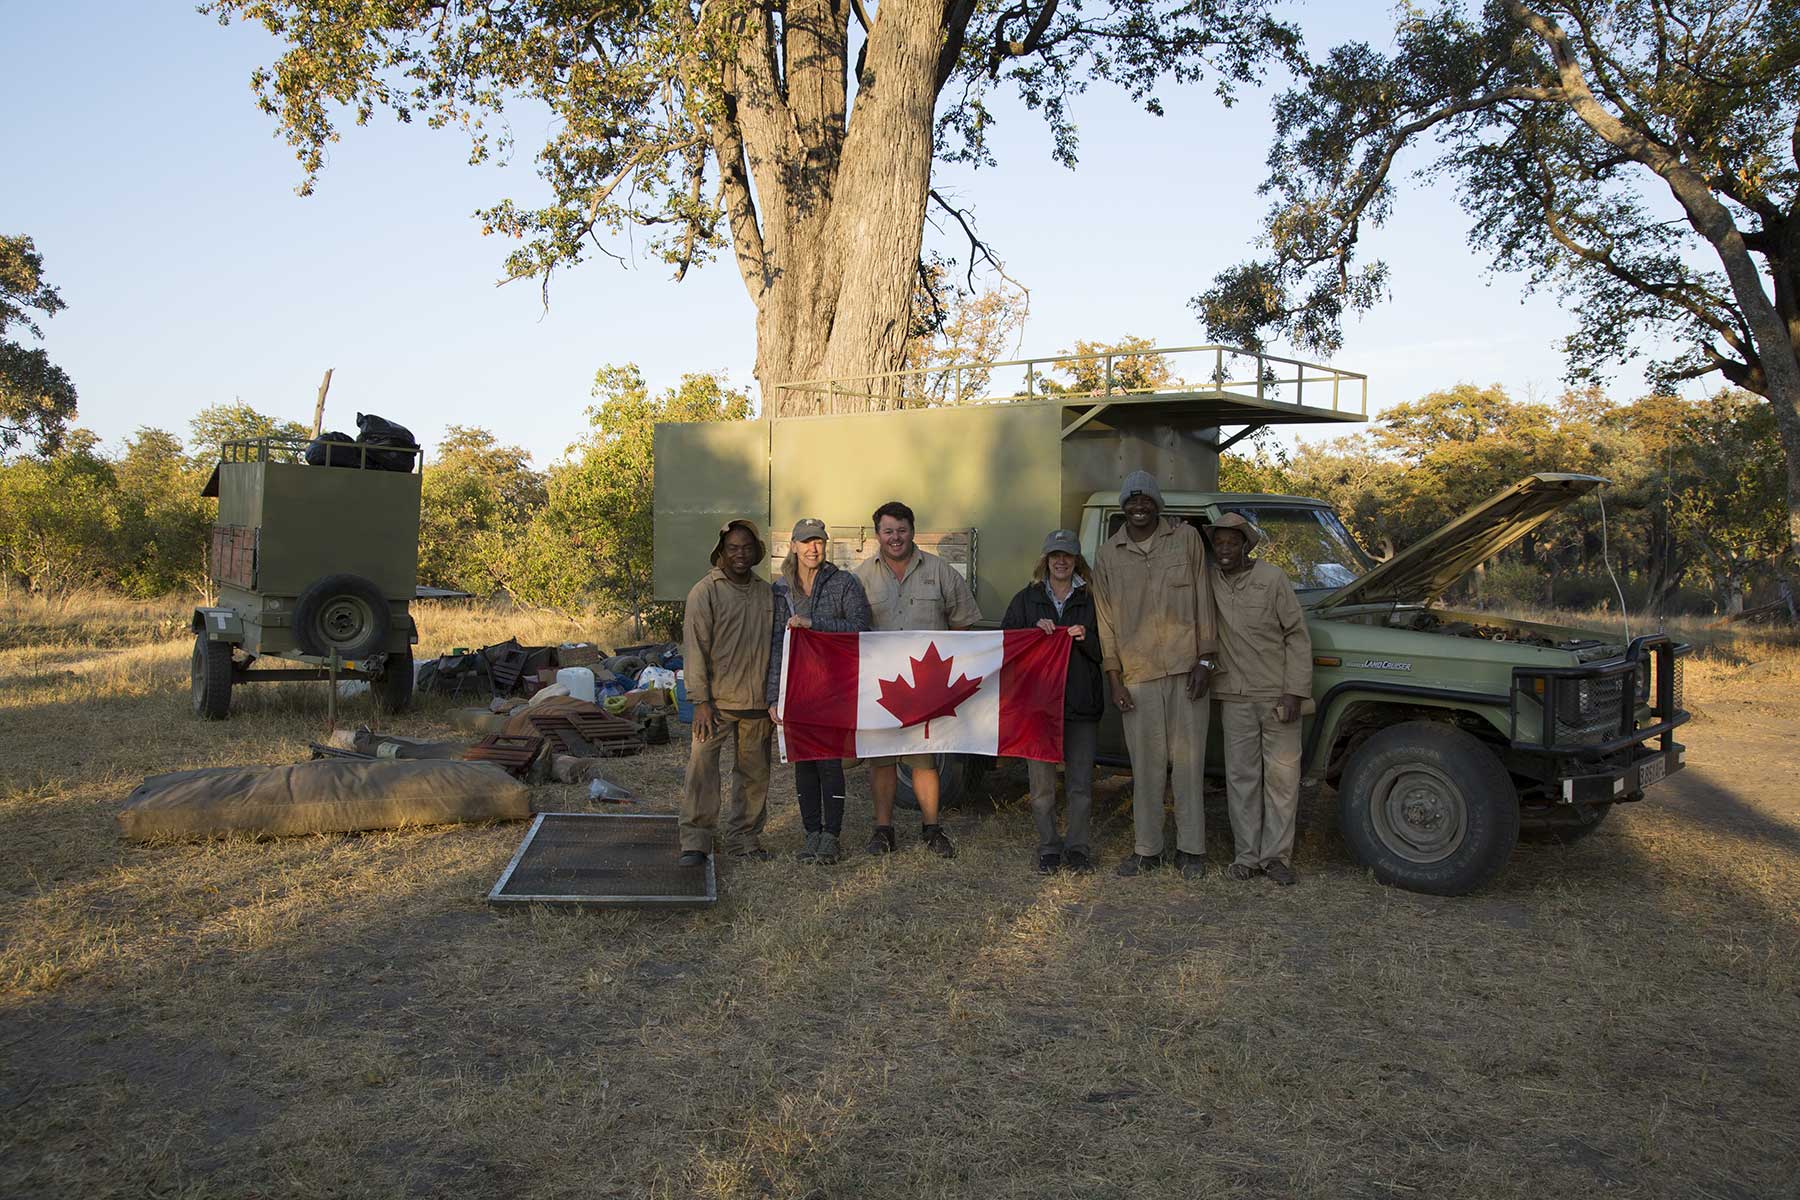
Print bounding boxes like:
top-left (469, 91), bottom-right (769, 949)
top-left (1226, 862), bottom-right (1258, 882)
top-left (731, 845), bottom-right (772, 862)
top-left (865, 825), bottom-right (897, 855)
top-left (921, 824), bottom-right (956, 859)
top-left (676, 850), bottom-right (709, 868)
top-left (1064, 848), bottom-right (1095, 875)
top-left (1114, 853), bottom-right (1163, 877)
top-left (1264, 860), bottom-right (1299, 886)
top-left (1176, 851), bottom-right (1207, 881)
top-left (1037, 852), bottom-right (1062, 875)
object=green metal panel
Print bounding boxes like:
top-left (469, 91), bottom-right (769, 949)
top-left (249, 462), bottom-right (421, 598)
top-left (653, 420), bottom-right (772, 601)
top-left (770, 403), bottom-right (1063, 622)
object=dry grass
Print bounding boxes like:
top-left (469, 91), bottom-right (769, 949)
top-left (3, 596), bottom-right (1798, 1198)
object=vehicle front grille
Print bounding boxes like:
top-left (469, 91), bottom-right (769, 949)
top-left (1552, 675), bottom-right (1628, 746)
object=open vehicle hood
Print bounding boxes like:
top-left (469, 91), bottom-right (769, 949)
top-left (1312, 473), bottom-right (1607, 613)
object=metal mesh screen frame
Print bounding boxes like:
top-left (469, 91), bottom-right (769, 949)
top-left (488, 812), bottom-right (717, 908)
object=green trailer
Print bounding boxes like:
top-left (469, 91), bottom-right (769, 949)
top-left (653, 345), bottom-right (1693, 896)
top-left (190, 437), bottom-right (424, 720)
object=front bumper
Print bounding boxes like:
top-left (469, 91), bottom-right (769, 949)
top-left (1556, 742), bottom-right (1687, 805)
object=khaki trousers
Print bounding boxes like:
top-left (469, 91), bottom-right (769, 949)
top-left (679, 713), bottom-right (773, 853)
top-left (1120, 673), bottom-right (1209, 857)
top-left (1027, 719), bottom-right (1098, 856)
top-left (1220, 700), bottom-right (1303, 868)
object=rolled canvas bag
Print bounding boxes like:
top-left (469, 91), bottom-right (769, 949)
top-left (118, 759), bottom-right (531, 841)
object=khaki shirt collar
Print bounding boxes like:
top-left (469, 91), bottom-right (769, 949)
top-left (1110, 515), bottom-right (1176, 553)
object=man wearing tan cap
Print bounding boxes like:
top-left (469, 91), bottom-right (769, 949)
top-left (677, 518), bottom-right (784, 866)
top-left (1206, 511), bottom-right (1312, 885)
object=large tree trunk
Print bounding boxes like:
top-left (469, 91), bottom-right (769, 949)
top-left (703, 0), bottom-right (950, 415)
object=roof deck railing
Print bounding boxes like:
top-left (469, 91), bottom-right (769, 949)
top-left (217, 436), bottom-right (424, 471)
top-left (771, 344), bottom-right (1367, 420)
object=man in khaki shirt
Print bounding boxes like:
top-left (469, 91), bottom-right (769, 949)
top-left (678, 519), bottom-right (781, 865)
top-left (852, 499), bottom-right (982, 858)
top-left (1207, 512), bottom-right (1312, 885)
top-left (1092, 471), bottom-right (1220, 879)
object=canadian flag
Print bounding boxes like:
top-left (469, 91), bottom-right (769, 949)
top-left (777, 628), bottom-right (1072, 763)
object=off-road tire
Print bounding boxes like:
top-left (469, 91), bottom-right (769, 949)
top-left (191, 633), bottom-right (233, 720)
top-left (293, 573), bottom-right (391, 660)
top-left (1338, 720), bottom-right (1520, 896)
top-left (373, 647), bottom-right (414, 714)
top-left (895, 754), bottom-right (987, 811)
top-left (1520, 802), bottom-right (1611, 844)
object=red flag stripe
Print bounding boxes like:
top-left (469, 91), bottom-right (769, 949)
top-left (998, 628), bottom-right (1071, 761)
top-left (780, 629), bottom-right (860, 760)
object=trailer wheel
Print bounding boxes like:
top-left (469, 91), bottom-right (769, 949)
top-left (373, 647), bottom-right (414, 714)
top-left (293, 573), bottom-right (391, 659)
top-left (1338, 721), bottom-right (1519, 896)
top-left (191, 634), bottom-right (233, 720)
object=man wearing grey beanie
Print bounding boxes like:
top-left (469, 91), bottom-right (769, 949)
top-left (1091, 470), bottom-right (1221, 880)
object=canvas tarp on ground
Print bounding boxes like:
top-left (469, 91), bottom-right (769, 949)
top-left (118, 759), bottom-right (531, 841)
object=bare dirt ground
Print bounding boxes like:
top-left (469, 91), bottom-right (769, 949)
top-left (2, 598), bottom-right (1797, 1199)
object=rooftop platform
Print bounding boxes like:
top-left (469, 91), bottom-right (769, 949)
top-left (772, 344), bottom-right (1369, 436)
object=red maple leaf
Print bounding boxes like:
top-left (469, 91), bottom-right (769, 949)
top-left (876, 642), bottom-right (985, 737)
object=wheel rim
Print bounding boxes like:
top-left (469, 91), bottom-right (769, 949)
top-left (1368, 763), bottom-right (1469, 864)
top-left (315, 595), bottom-right (374, 650)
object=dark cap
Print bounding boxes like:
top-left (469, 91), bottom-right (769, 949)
top-left (791, 517), bottom-right (828, 543)
top-left (1042, 529), bottom-right (1081, 556)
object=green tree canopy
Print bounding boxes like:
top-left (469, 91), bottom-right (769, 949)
top-left (1196, 0), bottom-right (1800, 560)
top-left (206, 0), bottom-right (1299, 404)
top-left (0, 234), bottom-right (79, 458)
top-left (419, 427), bottom-right (548, 595)
top-left (186, 403), bottom-right (311, 466)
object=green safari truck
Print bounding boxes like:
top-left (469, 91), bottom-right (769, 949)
top-left (653, 346), bottom-right (1690, 894)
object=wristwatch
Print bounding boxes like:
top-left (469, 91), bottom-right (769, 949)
top-left (1198, 658), bottom-right (1217, 671)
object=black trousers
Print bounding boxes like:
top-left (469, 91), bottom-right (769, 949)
top-left (794, 758), bottom-right (846, 834)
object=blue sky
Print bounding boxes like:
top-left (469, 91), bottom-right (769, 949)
top-left (6, 2), bottom-right (1674, 468)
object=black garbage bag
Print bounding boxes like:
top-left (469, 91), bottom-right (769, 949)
top-left (355, 412), bottom-right (419, 472)
top-left (306, 431), bottom-right (361, 468)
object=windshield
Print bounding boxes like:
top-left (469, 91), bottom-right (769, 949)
top-left (1227, 506), bottom-right (1372, 590)
top-left (1101, 504), bottom-right (1374, 591)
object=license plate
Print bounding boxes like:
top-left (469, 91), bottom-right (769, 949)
top-left (1638, 755), bottom-right (1667, 788)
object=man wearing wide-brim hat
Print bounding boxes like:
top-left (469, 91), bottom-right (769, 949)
top-left (676, 518), bottom-right (785, 866)
top-left (1204, 511), bottom-right (1312, 886)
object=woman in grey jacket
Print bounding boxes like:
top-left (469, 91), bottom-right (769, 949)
top-left (772, 518), bottom-right (873, 863)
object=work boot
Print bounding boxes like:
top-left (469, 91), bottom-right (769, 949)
top-left (676, 850), bottom-right (709, 868)
top-left (865, 825), bottom-right (897, 855)
top-left (1264, 860), bottom-right (1298, 886)
top-left (1037, 851), bottom-right (1062, 875)
top-left (1114, 853), bottom-right (1163, 877)
top-left (797, 830), bottom-right (822, 863)
top-left (731, 844), bottom-right (772, 862)
top-left (921, 824), bottom-right (956, 859)
top-left (1176, 851), bottom-right (1207, 881)
top-left (1064, 848), bottom-right (1095, 875)
top-left (1226, 862), bottom-right (1258, 882)
top-left (815, 831), bottom-right (842, 864)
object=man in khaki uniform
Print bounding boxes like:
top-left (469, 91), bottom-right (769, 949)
top-left (1207, 512), bottom-right (1312, 885)
top-left (1092, 471), bottom-right (1220, 880)
top-left (852, 499), bottom-right (982, 857)
top-left (677, 519), bottom-right (782, 865)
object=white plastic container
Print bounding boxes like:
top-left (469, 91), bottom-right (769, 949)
top-left (555, 666), bottom-right (596, 703)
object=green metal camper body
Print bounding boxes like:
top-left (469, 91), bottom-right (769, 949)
top-left (653, 346), bottom-right (1367, 611)
top-left (189, 438), bottom-right (422, 719)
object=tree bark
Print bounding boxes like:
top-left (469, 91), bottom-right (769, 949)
top-left (701, 0), bottom-right (950, 414)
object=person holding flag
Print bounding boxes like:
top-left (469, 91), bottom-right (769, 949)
top-left (1001, 530), bottom-right (1104, 874)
